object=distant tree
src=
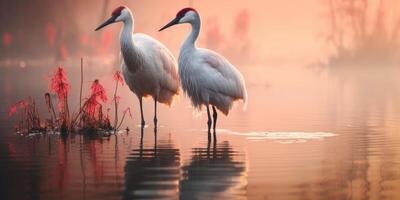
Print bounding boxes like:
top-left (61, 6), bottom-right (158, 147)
top-left (324, 0), bottom-right (400, 66)
top-left (0, 0), bottom-right (112, 61)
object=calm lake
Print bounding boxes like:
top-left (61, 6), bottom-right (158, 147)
top-left (0, 61), bottom-right (400, 200)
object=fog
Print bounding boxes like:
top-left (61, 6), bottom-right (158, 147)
top-left (1, 1), bottom-right (400, 199)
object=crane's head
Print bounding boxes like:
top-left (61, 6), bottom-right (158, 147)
top-left (159, 8), bottom-right (198, 31)
top-left (95, 6), bottom-right (131, 31)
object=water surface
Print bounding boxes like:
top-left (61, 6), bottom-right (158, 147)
top-left (1, 63), bottom-right (400, 200)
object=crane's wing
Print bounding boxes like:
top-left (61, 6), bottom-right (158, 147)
top-left (133, 33), bottom-right (179, 94)
top-left (198, 48), bottom-right (247, 103)
top-left (154, 39), bottom-right (179, 82)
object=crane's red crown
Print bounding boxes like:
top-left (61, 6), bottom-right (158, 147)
top-left (176, 7), bottom-right (197, 18)
top-left (112, 6), bottom-right (126, 16)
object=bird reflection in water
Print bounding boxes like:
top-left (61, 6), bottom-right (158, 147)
top-left (180, 141), bottom-right (247, 200)
top-left (123, 128), bottom-right (180, 199)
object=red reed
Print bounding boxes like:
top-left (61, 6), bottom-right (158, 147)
top-left (8, 63), bottom-right (132, 135)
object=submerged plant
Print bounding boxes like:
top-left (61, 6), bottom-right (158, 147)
top-left (91, 80), bottom-right (107, 101)
top-left (8, 105), bottom-right (17, 118)
top-left (9, 62), bottom-right (132, 135)
top-left (87, 79), bottom-right (107, 117)
top-left (78, 79), bottom-right (111, 133)
top-left (49, 67), bottom-right (70, 130)
top-left (45, 93), bottom-right (57, 123)
top-left (8, 99), bottom-right (44, 133)
top-left (116, 107), bottom-right (132, 130)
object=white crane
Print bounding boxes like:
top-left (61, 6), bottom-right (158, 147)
top-left (159, 8), bottom-right (247, 139)
top-left (96, 6), bottom-right (180, 128)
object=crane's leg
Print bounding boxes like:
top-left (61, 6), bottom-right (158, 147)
top-left (154, 98), bottom-right (158, 129)
top-left (139, 97), bottom-right (145, 127)
top-left (206, 105), bottom-right (212, 141)
top-left (212, 106), bottom-right (218, 142)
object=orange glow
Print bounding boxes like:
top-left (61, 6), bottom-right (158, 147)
top-left (46, 23), bottom-right (56, 47)
top-left (1, 1), bottom-right (400, 199)
top-left (2, 33), bottom-right (12, 46)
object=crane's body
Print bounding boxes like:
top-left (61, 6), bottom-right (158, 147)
top-left (96, 6), bottom-right (179, 127)
top-left (120, 33), bottom-right (179, 105)
top-left (179, 47), bottom-right (246, 115)
top-left (160, 8), bottom-right (247, 138)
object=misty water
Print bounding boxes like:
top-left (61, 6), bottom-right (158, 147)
top-left (0, 61), bottom-right (400, 200)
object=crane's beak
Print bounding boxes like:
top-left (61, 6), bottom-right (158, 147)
top-left (159, 17), bottom-right (180, 31)
top-left (95, 15), bottom-right (117, 31)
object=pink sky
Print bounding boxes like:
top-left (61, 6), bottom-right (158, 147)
top-left (84, 0), bottom-right (328, 66)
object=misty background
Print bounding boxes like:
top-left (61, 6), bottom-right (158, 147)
top-left (1, 2), bottom-right (400, 199)
top-left (0, 0), bottom-right (331, 66)
top-left (0, 0), bottom-right (399, 128)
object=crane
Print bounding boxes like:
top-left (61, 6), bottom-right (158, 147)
top-left (96, 6), bottom-right (180, 128)
top-left (159, 8), bottom-right (247, 140)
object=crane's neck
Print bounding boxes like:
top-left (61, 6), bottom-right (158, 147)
top-left (182, 16), bottom-right (201, 50)
top-left (120, 17), bottom-right (133, 39)
top-left (119, 16), bottom-right (143, 73)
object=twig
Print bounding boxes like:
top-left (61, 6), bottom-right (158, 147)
top-left (113, 81), bottom-right (119, 129)
top-left (71, 91), bottom-right (104, 127)
top-left (80, 58), bottom-right (83, 111)
top-left (45, 93), bottom-right (57, 124)
top-left (116, 108), bottom-right (132, 130)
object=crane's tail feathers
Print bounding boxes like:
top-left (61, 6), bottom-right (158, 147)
top-left (239, 73), bottom-right (248, 111)
top-left (167, 93), bottom-right (181, 107)
top-left (191, 105), bottom-right (204, 119)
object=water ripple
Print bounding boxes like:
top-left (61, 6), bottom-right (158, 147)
top-left (217, 129), bottom-right (337, 143)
